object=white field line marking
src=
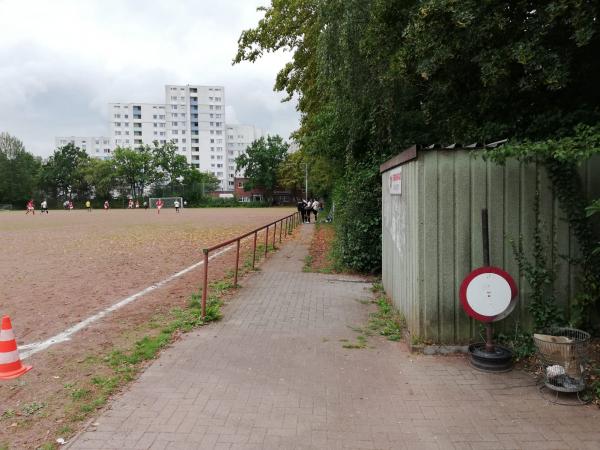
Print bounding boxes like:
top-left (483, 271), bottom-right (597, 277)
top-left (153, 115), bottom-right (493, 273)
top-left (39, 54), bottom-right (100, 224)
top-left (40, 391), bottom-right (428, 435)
top-left (19, 244), bottom-right (236, 359)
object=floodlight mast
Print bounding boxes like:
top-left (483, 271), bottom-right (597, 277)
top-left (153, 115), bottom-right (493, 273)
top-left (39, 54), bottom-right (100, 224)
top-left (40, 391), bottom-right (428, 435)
top-left (305, 163), bottom-right (308, 200)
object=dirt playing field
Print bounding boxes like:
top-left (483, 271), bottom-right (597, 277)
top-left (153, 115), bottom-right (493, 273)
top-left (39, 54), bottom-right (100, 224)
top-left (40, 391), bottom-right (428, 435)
top-left (0, 207), bottom-right (296, 449)
top-left (1, 208), bottom-right (292, 345)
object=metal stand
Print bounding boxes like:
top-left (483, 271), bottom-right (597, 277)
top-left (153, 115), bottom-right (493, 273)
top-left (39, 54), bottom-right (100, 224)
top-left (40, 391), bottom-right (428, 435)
top-left (468, 209), bottom-right (513, 373)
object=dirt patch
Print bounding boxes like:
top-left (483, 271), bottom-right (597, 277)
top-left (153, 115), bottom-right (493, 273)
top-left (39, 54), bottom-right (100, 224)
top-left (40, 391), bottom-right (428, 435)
top-left (305, 223), bottom-right (337, 273)
top-left (0, 208), bottom-right (297, 449)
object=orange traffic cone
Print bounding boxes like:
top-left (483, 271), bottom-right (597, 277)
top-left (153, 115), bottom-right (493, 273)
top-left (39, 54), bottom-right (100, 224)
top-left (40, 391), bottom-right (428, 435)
top-left (0, 316), bottom-right (32, 380)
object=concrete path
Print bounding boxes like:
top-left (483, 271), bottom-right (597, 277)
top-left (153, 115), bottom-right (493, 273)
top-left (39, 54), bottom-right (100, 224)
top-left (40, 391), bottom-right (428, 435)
top-left (69, 226), bottom-right (600, 450)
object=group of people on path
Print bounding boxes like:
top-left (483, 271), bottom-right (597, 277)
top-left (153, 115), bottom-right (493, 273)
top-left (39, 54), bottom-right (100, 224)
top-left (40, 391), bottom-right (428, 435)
top-left (297, 198), bottom-right (321, 224)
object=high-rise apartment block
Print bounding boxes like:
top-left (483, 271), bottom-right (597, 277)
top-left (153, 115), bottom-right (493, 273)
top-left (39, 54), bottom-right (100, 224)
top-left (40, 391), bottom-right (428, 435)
top-left (56, 84), bottom-right (267, 191)
top-left (54, 136), bottom-right (112, 159)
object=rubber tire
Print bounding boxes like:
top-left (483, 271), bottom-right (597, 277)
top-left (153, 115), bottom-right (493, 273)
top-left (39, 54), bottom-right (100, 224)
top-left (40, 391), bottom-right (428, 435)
top-left (468, 343), bottom-right (513, 373)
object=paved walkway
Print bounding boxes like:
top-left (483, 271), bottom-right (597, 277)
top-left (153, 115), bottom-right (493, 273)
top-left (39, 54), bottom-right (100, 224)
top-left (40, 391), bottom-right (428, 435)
top-left (70, 226), bottom-right (600, 450)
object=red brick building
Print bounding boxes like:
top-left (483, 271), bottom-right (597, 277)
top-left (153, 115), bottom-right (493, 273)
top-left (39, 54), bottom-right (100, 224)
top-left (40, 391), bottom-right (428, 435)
top-left (234, 178), bottom-right (293, 204)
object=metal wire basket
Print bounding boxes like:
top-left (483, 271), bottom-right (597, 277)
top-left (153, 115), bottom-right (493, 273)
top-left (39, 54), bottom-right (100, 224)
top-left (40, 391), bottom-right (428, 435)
top-left (534, 328), bottom-right (590, 393)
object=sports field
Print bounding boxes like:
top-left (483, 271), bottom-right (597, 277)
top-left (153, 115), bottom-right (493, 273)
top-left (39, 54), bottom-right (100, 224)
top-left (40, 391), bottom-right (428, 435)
top-left (0, 207), bottom-right (293, 348)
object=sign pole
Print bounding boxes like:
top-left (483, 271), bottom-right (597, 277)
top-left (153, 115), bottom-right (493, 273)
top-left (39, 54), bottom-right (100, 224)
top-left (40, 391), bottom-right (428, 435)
top-left (481, 209), bottom-right (494, 353)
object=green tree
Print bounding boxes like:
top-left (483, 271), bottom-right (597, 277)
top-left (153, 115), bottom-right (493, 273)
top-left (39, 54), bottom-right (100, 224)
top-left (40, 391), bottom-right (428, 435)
top-left (277, 149), bottom-right (335, 200)
top-left (180, 167), bottom-right (220, 202)
top-left (235, 135), bottom-right (289, 201)
top-left (39, 143), bottom-right (89, 200)
top-left (83, 158), bottom-right (120, 200)
top-left (151, 140), bottom-right (189, 190)
top-left (113, 146), bottom-right (155, 199)
top-left (235, 0), bottom-right (600, 272)
top-left (0, 133), bottom-right (42, 206)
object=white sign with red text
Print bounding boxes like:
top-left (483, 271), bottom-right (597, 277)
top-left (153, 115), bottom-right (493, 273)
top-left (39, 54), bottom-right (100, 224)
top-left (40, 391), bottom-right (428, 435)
top-left (389, 167), bottom-right (402, 195)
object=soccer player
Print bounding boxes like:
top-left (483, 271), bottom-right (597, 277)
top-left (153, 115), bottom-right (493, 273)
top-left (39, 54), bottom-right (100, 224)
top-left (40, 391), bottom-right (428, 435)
top-left (104, 200), bottom-right (110, 211)
top-left (135, 200), bottom-right (140, 208)
top-left (128, 199), bottom-right (133, 209)
top-left (143, 200), bottom-right (148, 210)
top-left (174, 199), bottom-right (180, 213)
top-left (85, 200), bottom-right (91, 212)
top-left (68, 200), bottom-right (74, 211)
top-left (40, 199), bottom-right (48, 214)
top-left (156, 198), bottom-right (164, 214)
top-left (25, 199), bottom-right (35, 215)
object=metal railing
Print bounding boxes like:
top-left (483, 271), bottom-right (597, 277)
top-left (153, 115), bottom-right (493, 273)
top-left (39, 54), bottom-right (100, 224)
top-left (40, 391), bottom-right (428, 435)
top-left (200, 211), bottom-right (302, 317)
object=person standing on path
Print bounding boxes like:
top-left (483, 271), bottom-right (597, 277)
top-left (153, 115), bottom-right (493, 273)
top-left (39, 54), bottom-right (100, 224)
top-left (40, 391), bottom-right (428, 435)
top-left (297, 199), bottom-right (305, 224)
top-left (312, 198), bottom-right (320, 222)
top-left (305, 199), bottom-right (313, 223)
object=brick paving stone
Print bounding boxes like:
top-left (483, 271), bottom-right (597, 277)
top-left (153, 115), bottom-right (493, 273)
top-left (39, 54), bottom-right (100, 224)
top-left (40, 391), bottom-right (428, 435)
top-left (67, 225), bottom-right (600, 450)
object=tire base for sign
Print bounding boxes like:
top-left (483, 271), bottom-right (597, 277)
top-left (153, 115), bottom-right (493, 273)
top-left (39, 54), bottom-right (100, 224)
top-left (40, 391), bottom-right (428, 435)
top-left (468, 343), bottom-right (513, 373)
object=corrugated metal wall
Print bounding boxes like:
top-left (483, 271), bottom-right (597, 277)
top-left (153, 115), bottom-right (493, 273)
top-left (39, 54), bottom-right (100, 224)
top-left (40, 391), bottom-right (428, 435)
top-left (382, 150), bottom-right (600, 344)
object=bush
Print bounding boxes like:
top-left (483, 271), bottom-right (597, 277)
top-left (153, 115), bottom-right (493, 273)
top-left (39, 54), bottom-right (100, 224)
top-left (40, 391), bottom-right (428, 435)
top-left (332, 162), bottom-right (382, 273)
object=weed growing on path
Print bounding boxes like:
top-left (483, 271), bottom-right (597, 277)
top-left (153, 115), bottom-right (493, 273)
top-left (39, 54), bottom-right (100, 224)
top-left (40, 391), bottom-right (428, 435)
top-left (344, 294), bottom-right (406, 349)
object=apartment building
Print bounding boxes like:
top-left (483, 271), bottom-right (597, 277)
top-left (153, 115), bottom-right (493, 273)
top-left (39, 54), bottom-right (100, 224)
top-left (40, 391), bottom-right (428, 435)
top-left (54, 136), bottom-right (112, 159)
top-left (225, 124), bottom-right (264, 190)
top-left (109, 103), bottom-right (167, 150)
top-left (55, 85), bottom-right (265, 191)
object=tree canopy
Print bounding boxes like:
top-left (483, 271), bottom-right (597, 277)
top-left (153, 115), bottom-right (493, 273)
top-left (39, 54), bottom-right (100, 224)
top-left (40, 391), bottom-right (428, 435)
top-left (235, 0), bottom-right (600, 272)
top-left (235, 135), bottom-right (289, 200)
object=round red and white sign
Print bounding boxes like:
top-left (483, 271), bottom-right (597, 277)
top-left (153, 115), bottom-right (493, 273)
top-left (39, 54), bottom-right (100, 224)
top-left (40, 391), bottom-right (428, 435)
top-left (459, 267), bottom-right (518, 323)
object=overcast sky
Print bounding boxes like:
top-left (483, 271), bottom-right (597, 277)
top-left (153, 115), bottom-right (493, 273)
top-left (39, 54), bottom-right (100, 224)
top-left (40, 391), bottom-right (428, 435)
top-left (0, 0), bottom-right (299, 157)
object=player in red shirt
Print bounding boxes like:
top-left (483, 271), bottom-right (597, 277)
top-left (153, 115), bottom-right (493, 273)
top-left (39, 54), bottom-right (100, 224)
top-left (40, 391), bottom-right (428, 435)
top-left (25, 199), bottom-right (35, 215)
top-left (156, 198), bottom-right (164, 214)
top-left (104, 200), bottom-right (110, 211)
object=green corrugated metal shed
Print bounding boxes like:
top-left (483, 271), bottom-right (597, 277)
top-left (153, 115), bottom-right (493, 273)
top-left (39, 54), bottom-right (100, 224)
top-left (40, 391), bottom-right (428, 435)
top-left (380, 145), bottom-right (600, 344)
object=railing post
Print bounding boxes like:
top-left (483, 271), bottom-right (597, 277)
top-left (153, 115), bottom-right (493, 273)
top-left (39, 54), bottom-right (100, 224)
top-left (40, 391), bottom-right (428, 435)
top-left (252, 231), bottom-right (257, 269)
top-left (201, 249), bottom-right (209, 318)
top-left (234, 239), bottom-right (240, 287)
top-left (265, 226), bottom-right (269, 257)
top-left (273, 222), bottom-right (277, 249)
top-left (285, 217), bottom-right (289, 236)
top-left (279, 219), bottom-right (283, 243)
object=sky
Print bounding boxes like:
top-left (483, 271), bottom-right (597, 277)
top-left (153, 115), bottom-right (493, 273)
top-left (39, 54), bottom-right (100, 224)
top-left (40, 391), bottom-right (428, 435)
top-left (0, 0), bottom-right (299, 157)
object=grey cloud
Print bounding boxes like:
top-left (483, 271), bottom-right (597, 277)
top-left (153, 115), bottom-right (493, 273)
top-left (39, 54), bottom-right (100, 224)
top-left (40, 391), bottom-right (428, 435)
top-left (0, 0), bottom-right (300, 157)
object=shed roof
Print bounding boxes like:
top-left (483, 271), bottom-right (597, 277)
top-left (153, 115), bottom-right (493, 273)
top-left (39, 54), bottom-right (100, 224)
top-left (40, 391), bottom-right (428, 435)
top-left (379, 139), bottom-right (507, 173)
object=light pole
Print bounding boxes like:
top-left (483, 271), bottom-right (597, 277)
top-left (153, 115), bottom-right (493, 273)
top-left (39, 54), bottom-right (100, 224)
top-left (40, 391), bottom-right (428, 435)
top-left (305, 162), bottom-right (308, 200)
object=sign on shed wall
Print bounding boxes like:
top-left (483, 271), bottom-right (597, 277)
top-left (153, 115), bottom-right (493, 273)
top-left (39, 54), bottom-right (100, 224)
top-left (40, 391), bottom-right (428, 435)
top-left (389, 167), bottom-right (402, 195)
